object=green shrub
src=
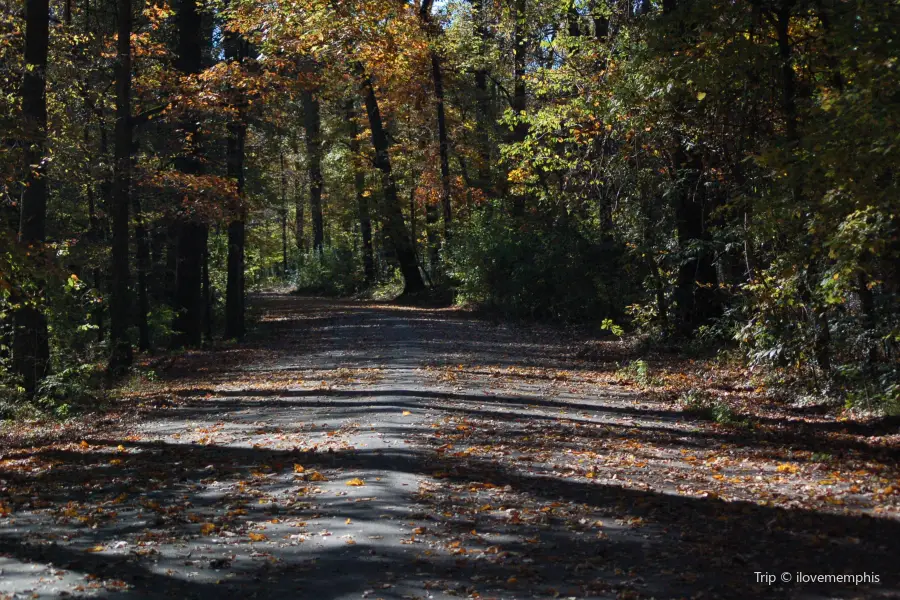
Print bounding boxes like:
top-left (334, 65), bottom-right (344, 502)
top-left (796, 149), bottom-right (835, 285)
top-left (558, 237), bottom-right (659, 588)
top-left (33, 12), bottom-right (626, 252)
top-left (678, 389), bottom-right (748, 427)
top-left (294, 245), bottom-right (363, 296)
top-left (36, 363), bottom-right (104, 418)
top-left (616, 359), bottom-right (656, 386)
top-left (445, 203), bottom-right (633, 321)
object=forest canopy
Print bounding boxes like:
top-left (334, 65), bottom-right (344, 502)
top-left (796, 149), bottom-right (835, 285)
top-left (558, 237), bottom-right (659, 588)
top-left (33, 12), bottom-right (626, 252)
top-left (1, 0), bottom-right (898, 413)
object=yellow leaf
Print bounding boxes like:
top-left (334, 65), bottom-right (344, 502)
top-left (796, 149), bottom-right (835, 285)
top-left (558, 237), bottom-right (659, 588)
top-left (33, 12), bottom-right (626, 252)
top-left (345, 518), bottom-right (352, 524)
top-left (402, 410), bottom-right (412, 416)
top-left (117, 445), bottom-right (126, 452)
top-left (308, 471), bottom-right (327, 482)
top-left (85, 545), bottom-right (105, 553)
top-left (79, 440), bottom-right (89, 449)
top-left (776, 463), bottom-right (799, 474)
top-left (248, 532), bottom-right (267, 542)
top-left (293, 464), bottom-right (305, 473)
top-left (696, 92), bottom-right (707, 101)
top-left (200, 523), bottom-right (216, 535)
top-left (346, 478), bottom-right (365, 486)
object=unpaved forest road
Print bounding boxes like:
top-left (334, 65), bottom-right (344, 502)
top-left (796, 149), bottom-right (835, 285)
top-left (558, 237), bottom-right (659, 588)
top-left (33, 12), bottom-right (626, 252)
top-left (2, 293), bottom-right (899, 599)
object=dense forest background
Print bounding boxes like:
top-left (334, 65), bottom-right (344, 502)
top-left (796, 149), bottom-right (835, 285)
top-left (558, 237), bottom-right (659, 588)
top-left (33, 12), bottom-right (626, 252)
top-left (0, 0), bottom-right (897, 415)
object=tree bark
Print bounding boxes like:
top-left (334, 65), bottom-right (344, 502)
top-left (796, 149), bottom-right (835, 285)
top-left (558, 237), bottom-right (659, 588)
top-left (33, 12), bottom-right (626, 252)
top-left (224, 122), bottom-right (246, 340)
top-left (302, 90), bottom-right (324, 254)
top-left (109, 0), bottom-right (134, 372)
top-left (471, 0), bottom-right (493, 194)
top-left (418, 4), bottom-right (452, 237)
top-left (294, 171), bottom-right (305, 252)
top-left (172, 0), bottom-right (207, 348)
top-left (346, 99), bottom-right (375, 284)
top-left (357, 68), bottom-right (426, 294)
top-left (432, 51), bottom-right (452, 234)
top-left (224, 25), bottom-right (246, 340)
top-left (13, 0), bottom-right (51, 396)
top-left (509, 0), bottom-right (529, 217)
top-left (133, 188), bottom-right (151, 352)
top-left (173, 222), bottom-right (205, 347)
top-left (775, 0), bottom-right (830, 372)
top-left (660, 0), bottom-right (720, 334)
top-left (202, 230), bottom-right (211, 342)
top-left (280, 152), bottom-right (289, 277)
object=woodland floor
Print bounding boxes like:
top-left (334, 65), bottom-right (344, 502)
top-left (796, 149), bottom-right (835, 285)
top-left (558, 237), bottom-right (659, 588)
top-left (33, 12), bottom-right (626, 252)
top-left (1, 293), bottom-right (899, 599)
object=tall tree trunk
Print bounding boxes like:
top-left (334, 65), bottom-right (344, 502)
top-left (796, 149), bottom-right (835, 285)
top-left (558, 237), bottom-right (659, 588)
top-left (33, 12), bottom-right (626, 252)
top-left (663, 0), bottom-right (720, 334)
top-left (202, 230), bottom-right (211, 342)
top-left (346, 99), bottom-right (375, 284)
top-left (671, 147), bottom-right (719, 332)
top-left (431, 51), bottom-right (451, 253)
top-left (224, 26), bottom-right (246, 340)
top-left (509, 0), bottom-right (529, 217)
top-left (294, 171), bottom-right (305, 252)
top-left (109, 0), bottom-right (133, 372)
top-left (172, 0), bottom-right (207, 348)
top-left (419, 4), bottom-right (452, 238)
top-left (87, 170), bottom-right (104, 342)
top-left (224, 125), bottom-right (246, 339)
top-left (174, 222), bottom-right (205, 347)
top-left (471, 0), bottom-right (493, 194)
top-left (357, 68), bottom-right (426, 294)
top-left (280, 152), bottom-right (289, 277)
top-left (13, 0), bottom-right (51, 396)
top-left (775, 0), bottom-right (830, 372)
top-left (133, 188), bottom-right (151, 352)
top-left (302, 90), bottom-right (324, 253)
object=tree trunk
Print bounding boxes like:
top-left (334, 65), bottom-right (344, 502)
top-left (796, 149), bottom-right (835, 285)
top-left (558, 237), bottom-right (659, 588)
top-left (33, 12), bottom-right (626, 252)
top-left (224, 24), bottom-right (246, 340)
top-left (108, 0), bottom-right (133, 372)
top-left (509, 0), bottom-right (528, 217)
top-left (663, 0), bottom-right (720, 334)
top-left (431, 51), bottom-right (452, 239)
top-left (173, 222), bottom-right (205, 347)
top-left (133, 189), bottom-right (151, 352)
top-left (202, 231), bottom-right (211, 342)
top-left (294, 172), bottom-right (305, 252)
top-left (302, 90), bottom-right (324, 253)
top-left (776, 1), bottom-right (830, 372)
top-left (419, 3), bottom-right (452, 238)
top-left (280, 152), bottom-right (289, 277)
top-left (357, 68), bottom-right (426, 294)
top-left (671, 147), bottom-right (719, 333)
top-left (172, 0), bottom-right (207, 348)
top-left (224, 122), bottom-right (246, 340)
top-left (13, 0), bottom-right (51, 396)
top-left (87, 173), bottom-right (104, 342)
top-left (471, 0), bottom-right (493, 194)
top-left (346, 99), bottom-right (375, 284)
